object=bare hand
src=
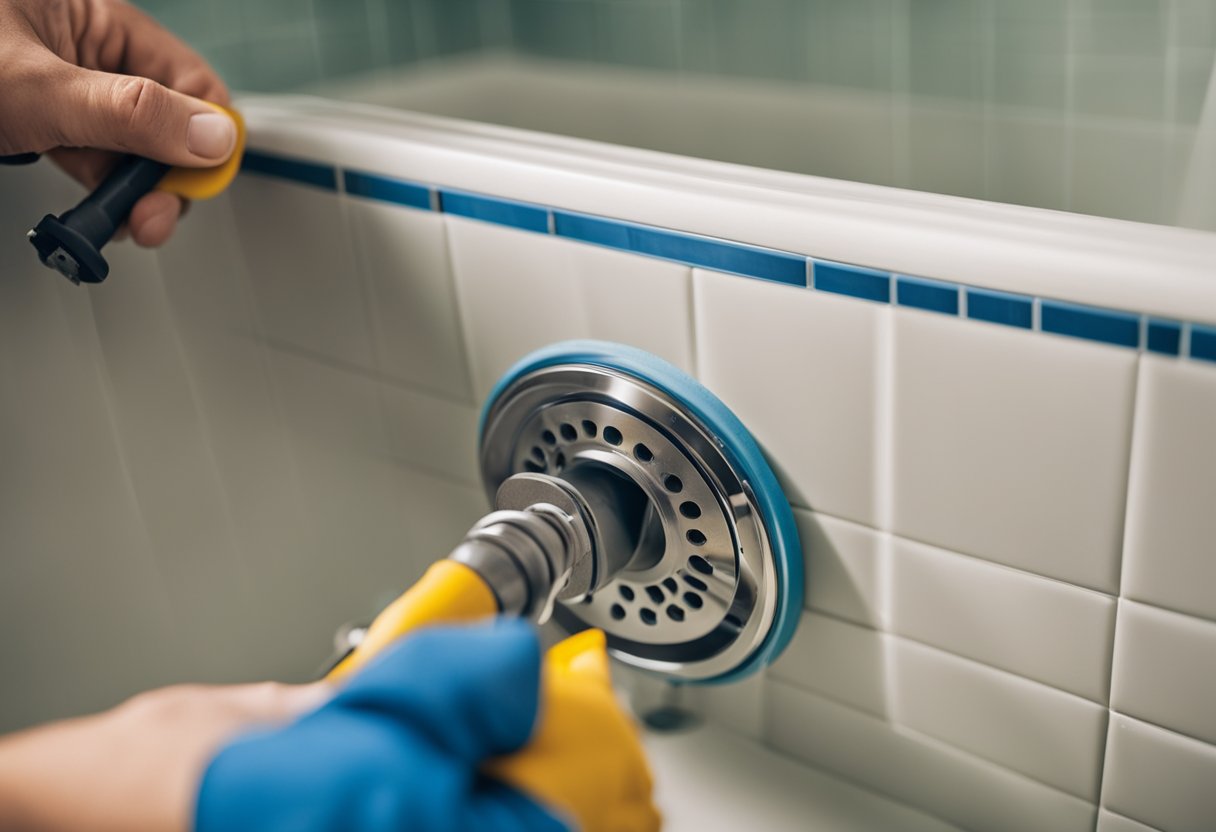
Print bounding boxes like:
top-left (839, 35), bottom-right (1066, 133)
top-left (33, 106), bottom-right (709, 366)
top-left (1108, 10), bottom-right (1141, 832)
top-left (0, 0), bottom-right (235, 246)
top-left (0, 682), bottom-right (329, 832)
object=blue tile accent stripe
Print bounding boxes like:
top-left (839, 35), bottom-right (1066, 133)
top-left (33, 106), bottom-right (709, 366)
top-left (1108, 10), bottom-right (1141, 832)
top-left (967, 288), bottom-right (1034, 329)
top-left (344, 170), bottom-right (432, 211)
top-left (814, 261), bottom-right (890, 303)
top-left (438, 189), bottom-right (550, 233)
top-left (240, 147), bottom-right (1216, 368)
top-left (1147, 319), bottom-right (1182, 356)
top-left (241, 151), bottom-right (337, 191)
top-left (1041, 300), bottom-right (1140, 348)
top-left (555, 210), bottom-right (806, 286)
top-left (1192, 325), bottom-right (1216, 363)
top-left (897, 275), bottom-right (959, 315)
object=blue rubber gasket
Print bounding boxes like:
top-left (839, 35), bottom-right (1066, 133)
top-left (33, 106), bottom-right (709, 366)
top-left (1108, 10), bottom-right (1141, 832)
top-left (480, 340), bottom-right (804, 684)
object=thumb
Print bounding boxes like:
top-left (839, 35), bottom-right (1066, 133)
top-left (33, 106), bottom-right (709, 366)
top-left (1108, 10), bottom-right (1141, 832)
top-left (51, 65), bottom-right (236, 166)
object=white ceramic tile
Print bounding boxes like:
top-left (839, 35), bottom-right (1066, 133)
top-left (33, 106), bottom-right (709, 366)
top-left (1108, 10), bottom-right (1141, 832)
top-left (1111, 600), bottom-right (1216, 746)
top-left (1096, 809), bottom-right (1162, 832)
top-left (695, 269), bottom-right (886, 525)
top-left (155, 195), bottom-right (358, 682)
top-left (276, 442), bottom-right (488, 672)
top-left (646, 722), bottom-right (962, 832)
top-left (156, 193), bottom-right (260, 331)
top-left (0, 195), bottom-right (185, 727)
top-left (85, 242), bottom-right (264, 681)
top-left (380, 383), bottom-right (481, 487)
top-left (891, 307), bottom-right (1137, 592)
top-left (891, 639), bottom-right (1108, 801)
top-left (1123, 356), bottom-right (1216, 622)
top-left (687, 670), bottom-right (766, 740)
top-left (447, 217), bottom-right (693, 399)
top-left (794, 508), bottom-right (888, 629)
top-left (344, 198), bottom-right (473, 402)
top-left (765, 681), bottom-right (1097, 832)
top-left (890, 536), bottom-right (1116, 702)
top-left (265, 347), bottom-right (387, 456)
top-left (1102, 713), bottom-right (1216, 832)
top-left (769, 612), bottom-right (892, 718)
top-left (229, 175), bottom-right (375, 371)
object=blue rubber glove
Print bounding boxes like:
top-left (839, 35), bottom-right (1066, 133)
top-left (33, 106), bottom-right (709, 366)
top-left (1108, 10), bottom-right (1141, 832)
top-left (194, 619), bottom-right (570, 832)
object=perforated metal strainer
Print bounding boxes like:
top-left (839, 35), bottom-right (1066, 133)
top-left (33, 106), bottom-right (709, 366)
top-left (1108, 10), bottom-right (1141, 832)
top-left (479, 341), bottom-right (803, 683)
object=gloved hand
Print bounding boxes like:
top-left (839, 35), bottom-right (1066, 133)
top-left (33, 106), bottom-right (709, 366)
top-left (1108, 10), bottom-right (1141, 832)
top-left (489, 629), bottom-right (661, 832)
top-left (195, 619), bottom-right (567, 832)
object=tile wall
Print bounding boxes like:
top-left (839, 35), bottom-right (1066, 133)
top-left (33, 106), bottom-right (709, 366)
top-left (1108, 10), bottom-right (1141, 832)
top-left (135, 0), bottom-right (1216, 228)
top-left (2, 113), bottom-right (1215, 832)
top-left (231, 147), bottom-right (1216, 832)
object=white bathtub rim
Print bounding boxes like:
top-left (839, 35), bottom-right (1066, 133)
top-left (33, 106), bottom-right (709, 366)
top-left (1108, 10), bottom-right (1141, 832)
top-left (237, 95), bottom-right (1216, 325)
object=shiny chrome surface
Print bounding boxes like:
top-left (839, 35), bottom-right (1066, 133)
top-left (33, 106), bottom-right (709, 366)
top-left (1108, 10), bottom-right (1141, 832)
top-left (480, 364), bottom-right (780, 682)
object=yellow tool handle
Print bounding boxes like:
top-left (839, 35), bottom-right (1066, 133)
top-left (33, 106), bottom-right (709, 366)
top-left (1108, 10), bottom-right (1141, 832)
top-left (157, 103), bottom-right (246, 201)
top-left (326, 560), bottom-right (500, 682)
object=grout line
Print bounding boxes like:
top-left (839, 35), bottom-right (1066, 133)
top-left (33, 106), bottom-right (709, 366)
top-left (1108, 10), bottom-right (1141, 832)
top-left (1138, 315), bottom-right (1148, 352)
top-left (546, 208), bottom-right (556, 234)
top-left (261, 335), bottom-right (477, 408)
top-left (1032, 296), bottom-right (1043, 332)
top-left (805, 258), bottom-right (815, 290)
top-left (799, 603), bottom-right (1113, 708)
top-left (1181, 321), bottom-right (1193, 358)
top-left (766, 676), bottom-right (1105, 806)
top-left (791, 501), bottom-right (1122, 602)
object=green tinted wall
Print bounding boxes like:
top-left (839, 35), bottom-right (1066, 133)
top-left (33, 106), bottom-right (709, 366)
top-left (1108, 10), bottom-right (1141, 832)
top-left (138, 0), bottom-right (1214, 131)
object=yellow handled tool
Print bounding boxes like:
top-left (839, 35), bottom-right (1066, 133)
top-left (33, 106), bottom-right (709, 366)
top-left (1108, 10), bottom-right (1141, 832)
top-left (24, 103), bottom-right (245, 285)
top-left (326, 560), bottom-right (499, 682)
top-left (323, 558), bottom-right (660, 832)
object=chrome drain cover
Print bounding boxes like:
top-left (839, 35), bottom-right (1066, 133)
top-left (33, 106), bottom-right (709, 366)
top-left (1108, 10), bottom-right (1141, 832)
top-left (480, 343), bottom-right (802, 683)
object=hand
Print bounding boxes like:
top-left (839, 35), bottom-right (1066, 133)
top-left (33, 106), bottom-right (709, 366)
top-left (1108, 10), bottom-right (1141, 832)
top-left (0, 681), bottom-right (329, 832)
top-left (196, 620), bottom-right (570, 832)
top-left (195, 621), bottom-right (660, 832)
top-left (0, 0), bottom-right (235, 247)
top-left (489, 630), bottom-right (662, 832)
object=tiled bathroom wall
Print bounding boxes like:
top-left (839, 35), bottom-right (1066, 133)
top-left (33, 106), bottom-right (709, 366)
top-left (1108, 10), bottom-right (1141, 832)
top-left (140, 0), bottom-right (1216, 228)
top-left (2, 95), bottom-right (1215, 832)
top-left (135, 0), bottom-right (512, 91)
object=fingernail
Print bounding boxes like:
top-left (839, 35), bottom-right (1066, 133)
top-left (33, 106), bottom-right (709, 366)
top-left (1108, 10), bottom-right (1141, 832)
top-left (186, 112), bottom-right (236, 160)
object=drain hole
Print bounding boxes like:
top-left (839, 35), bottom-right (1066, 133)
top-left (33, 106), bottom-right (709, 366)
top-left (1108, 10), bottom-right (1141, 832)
top-left (666, 605), bottom-right (685, 622)
top-left (634, 443), bottom-right (653, 462)
top-left (683, 574), bottom-right (708, 591)
top-left (530, 446), bottom-right (545, 463)
top-left (688, 555), bottom-right (713, 575)
top-left (618, 585), bottom-right (635, 602)
top-left (560, 423), bottom-right (578, 441)
top-left (663, 474), bottom-right (683, 493)
top-left (541, 429), bottom-right (557, 446)
top-left (610, 603), bottom-right (626, 621)
top-left (524, 460), bottom-right (545, 473)
top-left (683, 592), bottom-right (704, 609)
top-left (604, 426), bottom-right (623, 446)
top-left (679, 501), bottom-right (701, 519)
top-left (640, 608), bottom-right (658, 625)
top-left (582, 420), bottom-right (598, 438)
top-left (686, 529), bottom-right (707, 546)
top-left (662, 577), bottom-right (678, 593)
top-left (645, 586), bottom-right (665, 604)
top-left (554, 451), bottom-right (566, 471)
top-left (724, 613), bottom-right (744, 630)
